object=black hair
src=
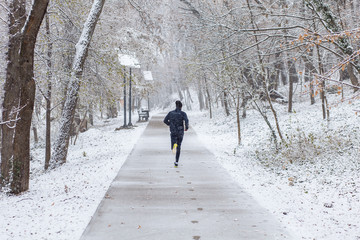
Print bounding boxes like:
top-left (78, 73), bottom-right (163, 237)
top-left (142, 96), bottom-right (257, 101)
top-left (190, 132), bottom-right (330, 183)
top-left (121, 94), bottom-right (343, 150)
top-left (175, 100), bottom-right (182, 109)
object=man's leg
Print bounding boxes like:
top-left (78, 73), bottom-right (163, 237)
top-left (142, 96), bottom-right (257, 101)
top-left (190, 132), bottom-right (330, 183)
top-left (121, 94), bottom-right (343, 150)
top-left (170, 133), bottom-right (176, 150)
top-left (175, 134), bottom-right (184, 163)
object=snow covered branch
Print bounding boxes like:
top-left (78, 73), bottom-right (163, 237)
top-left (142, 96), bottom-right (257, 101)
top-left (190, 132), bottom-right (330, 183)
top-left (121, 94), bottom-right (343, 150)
top-left (314, 74), bottom-right (360, 90)
top-left (51, 0), bottom-right (106, 167)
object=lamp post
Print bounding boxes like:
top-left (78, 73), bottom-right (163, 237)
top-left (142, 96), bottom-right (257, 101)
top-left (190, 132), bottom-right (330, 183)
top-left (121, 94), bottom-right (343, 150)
top-left (123, 67), bottom-right (127, 127)
top-left (128, 67), bottom-right (133, 126)
top-left (118, 53), bottom-right (140, 128)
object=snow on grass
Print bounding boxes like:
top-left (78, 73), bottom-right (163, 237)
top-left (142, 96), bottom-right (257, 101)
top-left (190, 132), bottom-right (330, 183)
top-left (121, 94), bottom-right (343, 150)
top-left (0, 117), bottom-right (148, 240)
top-left (190, 91), bottom-right (360, 240)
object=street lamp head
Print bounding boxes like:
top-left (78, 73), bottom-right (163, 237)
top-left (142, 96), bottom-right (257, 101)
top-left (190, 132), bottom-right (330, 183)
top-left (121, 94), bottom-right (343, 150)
top-left (143, 71), bottom-right (153, 81)
top-left (118, 54), bottom-right (141, 68)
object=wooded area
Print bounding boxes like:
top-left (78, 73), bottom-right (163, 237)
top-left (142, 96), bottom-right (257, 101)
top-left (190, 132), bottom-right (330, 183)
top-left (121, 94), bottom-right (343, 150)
top-left (178, 0), bottom-right (360, 146)
top-left (0, 0), bottom-right (359, 194)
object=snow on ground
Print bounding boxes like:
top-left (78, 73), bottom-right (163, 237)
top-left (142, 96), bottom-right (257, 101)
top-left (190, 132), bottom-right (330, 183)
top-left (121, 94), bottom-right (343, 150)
top-left (0, 116), bottom-right (148, 240)
top-left (190, 90), bottom-right (360, 240)
top-left (1, 90), bottom-right (360, 240)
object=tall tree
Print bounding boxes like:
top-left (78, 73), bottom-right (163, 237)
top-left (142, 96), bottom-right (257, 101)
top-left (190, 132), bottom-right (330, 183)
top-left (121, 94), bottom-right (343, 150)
top-left (1, 0), bottom-right (26, 190)
top-left (44, 12), bottom-right (53, 170)
top-left (246, 0), bottom-right (283, 143)
top-left (288, 59), bottom-right (299, 113)
top-left (1, 0), bottom-right (49, 193)
top-left (50, 0), bottom-right (106, 167)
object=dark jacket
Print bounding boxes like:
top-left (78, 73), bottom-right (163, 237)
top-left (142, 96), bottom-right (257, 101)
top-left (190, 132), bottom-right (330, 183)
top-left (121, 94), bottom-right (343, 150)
top-left (164, 108), bottom-right (189, 135)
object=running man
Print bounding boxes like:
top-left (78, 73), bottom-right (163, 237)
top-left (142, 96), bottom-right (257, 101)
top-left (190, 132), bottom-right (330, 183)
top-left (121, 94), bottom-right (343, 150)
top-left (163, 100), bottom-right (189, 167)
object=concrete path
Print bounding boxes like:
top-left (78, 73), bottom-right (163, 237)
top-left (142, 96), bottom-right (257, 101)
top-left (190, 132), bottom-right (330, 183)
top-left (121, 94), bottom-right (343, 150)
top-left (80, 115), bottom-right (291, 240)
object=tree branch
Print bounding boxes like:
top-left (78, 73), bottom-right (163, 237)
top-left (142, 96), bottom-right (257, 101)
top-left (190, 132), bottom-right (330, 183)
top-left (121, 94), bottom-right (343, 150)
top-left (315, 74), bottom-right (360, 90)
top-left (178, 0), bottom-right (201, 20)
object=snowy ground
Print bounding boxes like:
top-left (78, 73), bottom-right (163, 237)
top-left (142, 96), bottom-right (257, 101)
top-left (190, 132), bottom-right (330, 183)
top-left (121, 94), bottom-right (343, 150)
top-left (189, 90), bottom-right (360, 240)
top-left (0, 117), bottom-right (148, 240)
top-left (1, 91), bottom-right (360, 240)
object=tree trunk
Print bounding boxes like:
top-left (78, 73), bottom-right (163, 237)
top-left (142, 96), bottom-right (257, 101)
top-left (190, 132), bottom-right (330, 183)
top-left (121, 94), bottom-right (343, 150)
top-left (45, 92), bottom-right (51, 170)
top-left (275, 52), bottom-right (287, 87)
top-left (45, 12), bottom-right (53, 171)
top-left (32, 126), bottom-right (39, 144)
top-left (203, 75), bottom-right (212, 119)
top-left (301, 1), bottom-right (315, 105)
top-left (236, 93), bottom-right (241, 145)
top-left (241, 93), bottom-right (247, 118)
top-left (288, 60), bottom-right (298, 113)
top-left (347, 64), bottom-right (359, 92)
top-left (178, 88), bottom-right (184, 101)
top-left (89, 102), bottom-right (94, 126)
top-left (50, 0), bottom-right (106, 167)
top-left (11, 76), bottom-right (36, 193)
top-left (107, 99), bottom-right (118, 118)
top-left (204, 93), bottom-right (209, 110)
top-left (316, 44), bottom-right (328, 120)
top-left (268, 68), bottom-right (277, 90)
top-left (1, 0), bottom-right (49, 193)
top-left (197, 82), bottom-right (205, 111)
top-left (302, 52), bottom-right (316, 105)
top-left (288, 69), bottom-right (294, 113)
top-left (223, 91), bottom-right (230, 116)
top-left (350, 1), bottom-right (357, 30)
top-left (1, 0), bottom-right (26, 188)
top-left (12, 0), bottom-right (49, 194)
top-left (74, 110), bottom-right (88, 145)
top-left (185, 87), bottom-right (193, 111)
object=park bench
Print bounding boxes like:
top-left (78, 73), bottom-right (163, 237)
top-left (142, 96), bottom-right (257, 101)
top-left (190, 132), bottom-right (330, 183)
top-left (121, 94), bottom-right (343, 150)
top-left (138, 108), bottom-right (149, 121)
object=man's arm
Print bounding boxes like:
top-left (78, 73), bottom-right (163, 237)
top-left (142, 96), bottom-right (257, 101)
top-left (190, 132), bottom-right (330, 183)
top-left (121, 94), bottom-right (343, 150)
top-left (183, 112), bottom-right (189, 131)
top-left (163, 113), bottom-right (170, 126)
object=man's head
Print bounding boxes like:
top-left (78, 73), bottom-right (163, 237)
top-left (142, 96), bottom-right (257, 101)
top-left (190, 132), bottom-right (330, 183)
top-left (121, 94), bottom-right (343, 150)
top-left (175, 100), bottom-right (182, 109)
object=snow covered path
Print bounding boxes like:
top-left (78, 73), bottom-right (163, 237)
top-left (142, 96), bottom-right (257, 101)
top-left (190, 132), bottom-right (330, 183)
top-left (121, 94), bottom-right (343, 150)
top-left (0, 117), bottom-right (148, 240)
top-left (80, 114), bottom-right (292, 240)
